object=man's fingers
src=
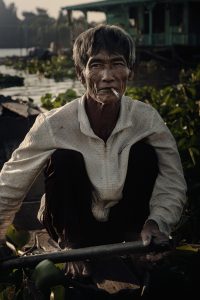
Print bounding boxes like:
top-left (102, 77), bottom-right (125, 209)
top-left (65, 261), bottom-right (91, 278)
top-left (146, 250), bottom-right (170, 262)
top-left (146, 252), bottom-right (163, 262)
top-left (141, 230), bottom-right (151, 246)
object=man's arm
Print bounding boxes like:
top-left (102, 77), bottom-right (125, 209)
top-left (144, 108), bottom-right (187, 238)
top-left (0, 113), bottom-right (55, 241)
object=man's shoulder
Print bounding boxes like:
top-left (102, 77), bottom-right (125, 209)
top-left (123, 96), bottom-right (155, 113)
top-left (43, 97), bottom-right (80, 121)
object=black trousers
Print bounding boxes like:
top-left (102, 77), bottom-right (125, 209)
top-left (42, 142), bottom-right (158, 248)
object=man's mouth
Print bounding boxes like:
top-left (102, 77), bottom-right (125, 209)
top-left (98, 87), bottom-right (118, 94)
top-left (97, 88), bottom-right (120, 99)
top-left (98, 88), bottom-right (112, 93)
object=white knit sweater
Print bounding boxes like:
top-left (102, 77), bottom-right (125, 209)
top-left (0, 96), bottom-right (187, 239)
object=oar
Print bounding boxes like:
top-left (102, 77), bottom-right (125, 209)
top-left (0, 240), bottom-right (156, 270)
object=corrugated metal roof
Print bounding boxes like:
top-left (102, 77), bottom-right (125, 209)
top-left (62, 0), bottom-right (197, 12)
top-left (62, 0), bottom-right (153, 12)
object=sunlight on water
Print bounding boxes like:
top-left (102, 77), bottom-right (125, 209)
top-left (0, 48), bottom-right (28, 58)
top-left (0, 65), bottom-right (84, 105)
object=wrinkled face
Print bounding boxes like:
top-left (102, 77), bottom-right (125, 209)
top-left (80, 50), bottom-right (132, 105)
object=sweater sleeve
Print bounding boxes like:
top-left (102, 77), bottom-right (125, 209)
top-left (0, 113), bottom-right (56, 240)
top-left (145, 108), bottom-right (187, 235)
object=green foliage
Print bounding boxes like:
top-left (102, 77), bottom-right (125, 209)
top-left (0, 1), bottom-right (89, 49)
top-left (6, 225), bottom-right (30, 250)
top-left (4, 55), bottom-right (75, 81)
top-left (126, 82), bottom-right (200, 170)
top-left (41, 88), bottom-right (79, 110)
top-left (126, 65), bottom-right (200, 242)
top-left (0, 1), bottom-right (20, 48)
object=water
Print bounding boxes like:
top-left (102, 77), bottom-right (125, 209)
top-left (0, 48), bottom-right (84, 104)
top-left (0, 65), bottom-right (84, 105)
top-left (0, 48), bottom-right (28, 58)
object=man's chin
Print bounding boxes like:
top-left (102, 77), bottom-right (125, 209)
top-left (95, 95), bottom-right (120, 105)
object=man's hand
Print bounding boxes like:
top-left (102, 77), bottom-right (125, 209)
top-left (58, 240), bottom-right (91, 279)
top-left (140, 219), bottom-right (171, 262)
top-left (65, 261), bottom-right (91, 278)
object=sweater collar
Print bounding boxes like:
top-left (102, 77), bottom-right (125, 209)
top-left (78, 95), bottom-right (133, 139)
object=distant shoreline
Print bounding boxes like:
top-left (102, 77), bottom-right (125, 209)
top-left (0, 48), bottom-right (28, 58)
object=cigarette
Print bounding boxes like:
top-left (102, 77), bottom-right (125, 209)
top-left (111, 88), bottom-right (120, 99)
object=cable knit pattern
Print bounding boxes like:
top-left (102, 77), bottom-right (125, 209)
top-left (0, 96), bottom-right (187, 239)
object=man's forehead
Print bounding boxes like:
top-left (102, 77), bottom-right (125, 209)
top-left (89, 51), bottom-right (125, 61)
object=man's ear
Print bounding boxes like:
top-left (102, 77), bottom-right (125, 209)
top-left (75, 66), bottom-right (85, 84)
top-left (128, 69), bottom-right (134, 81)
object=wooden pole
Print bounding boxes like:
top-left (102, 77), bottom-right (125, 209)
top-left (0, 240), bottom-right (149, 270)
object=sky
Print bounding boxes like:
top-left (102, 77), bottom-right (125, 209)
top-left (4, 0), bottom-right (105, 22)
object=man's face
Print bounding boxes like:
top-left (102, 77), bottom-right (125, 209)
top-left (81, 50), bottom-right (132, 105)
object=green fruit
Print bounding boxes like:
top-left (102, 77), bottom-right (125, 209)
top-left (6, 225), bottom-right (30, 249)
top-left (32, 260), bottom-right (65, 292)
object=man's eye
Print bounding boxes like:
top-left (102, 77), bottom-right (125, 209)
top-left (113, 62), bottom-right (125, 66)
top-left (91, 63), bottom-right (102, 68)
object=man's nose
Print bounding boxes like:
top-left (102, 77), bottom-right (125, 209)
top-left (101, 67), bottom-right (114, 81)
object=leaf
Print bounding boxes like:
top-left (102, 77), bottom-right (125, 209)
top-left (6, 225), bottom-right (30, 250)
top-left (50, 285), bottom-right (65, 300)
top-left (188, 148), bottom-right (196, 165)
top-left (176, 244), bottom-right (199, 252)
top-left (168, 107), bottom-right (183, 115)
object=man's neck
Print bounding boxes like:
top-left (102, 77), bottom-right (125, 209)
top-left (85, 96), bottom-right (121, 142)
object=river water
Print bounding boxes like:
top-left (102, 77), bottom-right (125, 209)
top-left (0, 63), bottom-right (84, 105)
top-left (0, 48), bottom-right (27, 58)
